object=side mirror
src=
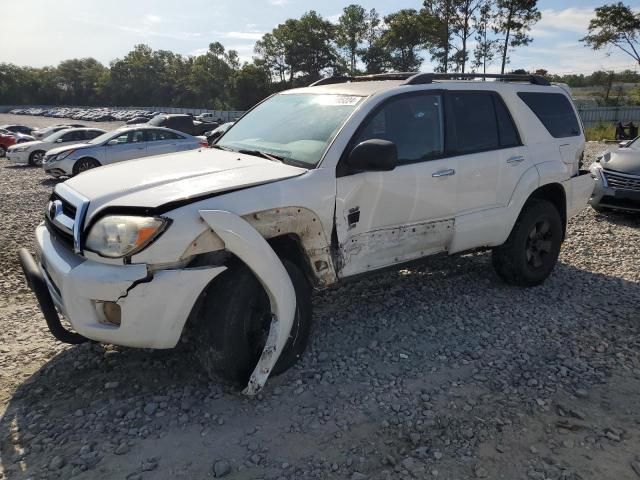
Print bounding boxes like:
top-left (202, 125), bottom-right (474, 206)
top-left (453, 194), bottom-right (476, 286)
top-left (55, 138), bottom-right (63, 143)
top-left (346, 139), bottom-right (397, 173)
top-left (107, 139), bottom-right (119, 146)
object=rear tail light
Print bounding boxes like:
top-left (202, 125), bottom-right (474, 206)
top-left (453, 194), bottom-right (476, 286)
top-left (199, 141), bottom-right (209, 148)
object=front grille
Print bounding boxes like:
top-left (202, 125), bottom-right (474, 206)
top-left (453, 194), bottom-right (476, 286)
top-left (45, 215), bottom-right (74, 248)
top-left (603, 170), bottom-right (640, 192)
top-left (51, 192), bottom-right (77, 219)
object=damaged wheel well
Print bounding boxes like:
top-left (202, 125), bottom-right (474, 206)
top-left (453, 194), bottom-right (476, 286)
top-left (526, 183), bottom-right (567, 237)
top-left (267, 234), bottom-right (317, 288)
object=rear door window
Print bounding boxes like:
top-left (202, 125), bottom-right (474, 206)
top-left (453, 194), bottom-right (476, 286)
top-left (517, 92), bottom-right (581, 138)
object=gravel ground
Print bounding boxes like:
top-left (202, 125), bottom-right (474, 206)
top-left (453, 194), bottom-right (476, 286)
top-left (1, 142), bottom-right (639, 480)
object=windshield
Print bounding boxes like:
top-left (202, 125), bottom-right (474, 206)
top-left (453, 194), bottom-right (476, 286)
top-left (87, 130), bottom-right (119, 145)
top-left (42, 130), bottom-right (67, 143)
top-left (217, 93), bottom-right (363, 167)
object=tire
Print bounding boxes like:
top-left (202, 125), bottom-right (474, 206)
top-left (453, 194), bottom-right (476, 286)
top-left (0, 145), bottom-right (6, 157)
top-left (29, 150), bottom-right (45, 167)
top-left (194, 259), bottom-right (312, 384)
top-left (492, 199), bottom-right (563, 287)
top-left (72, 157), bottom-right (101, 175)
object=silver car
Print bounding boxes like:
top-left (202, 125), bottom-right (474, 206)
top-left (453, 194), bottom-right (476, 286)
top-left (42, 125), bottom-right (208, 177)
top-left (590, 138), bottom-right (640, 212)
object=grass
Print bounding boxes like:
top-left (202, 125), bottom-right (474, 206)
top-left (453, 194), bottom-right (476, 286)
top-left (585, 123), bottom-right (616, 141)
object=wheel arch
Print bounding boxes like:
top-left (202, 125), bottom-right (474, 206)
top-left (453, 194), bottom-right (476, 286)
top-left (523, 182), bottom-right (567, 238)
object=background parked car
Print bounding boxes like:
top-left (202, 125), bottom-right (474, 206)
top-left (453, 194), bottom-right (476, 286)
top-left (205, 122), bottom-right (234, 145)
top-left (590, 138), bottom-right (640, 212)
top-left (0, 130), bottom-right (19, 157)
top-left (42, 125), bottom-right (208, 177)
top-left (32, 124), bottom-right (86, 140)
top-left (126, 116), bottom-right (149, 125)
top-left (6, 128), bottom-right (106, 166)
top-left (148, 114), bottom-right (217, 136)
top-left (0, 124), bottom-right (34, 135)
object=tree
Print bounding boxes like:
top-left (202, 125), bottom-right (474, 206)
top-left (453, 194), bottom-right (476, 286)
top-left (473, 1), bottom-right (500, 73)
top-left (336, 4), bottom-right (368, 74)
top-left (360, 9), bottom-right (390, 73)
top-left (231, 63), bottom-right (271, 110)
top-left (494, 0), bottom-right (541, 74)
top-left (451, 0), bottom-right (485, 73)
top-left (254, 32), bottom-right (289, 83)
top-left (581, 2), bottom-right (640, 66)
top-left (382, 9), bottom-right (435, 72)
top-left (424, 0), bottom-right (457, 72)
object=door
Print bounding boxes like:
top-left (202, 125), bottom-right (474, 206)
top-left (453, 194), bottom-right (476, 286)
top-left (145, 129), bottom-right (183, 156)
top-left (446, 91), bottom-right (532, 214)
top-left (104, 130), bottom-right (147, 164)
top-left (335, 92), bottom-right (457, 278)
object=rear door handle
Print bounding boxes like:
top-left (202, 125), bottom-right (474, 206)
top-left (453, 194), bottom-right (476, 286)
top-left (507, 155), bottom-right (525, 164)
top-left (432, 169), bottom-right (455, 177)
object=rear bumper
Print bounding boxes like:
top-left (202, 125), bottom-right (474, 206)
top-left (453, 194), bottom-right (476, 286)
top-left (564, 170), bottom-right (595, 218)
top-left (21, 224), bottom-right (225, 348)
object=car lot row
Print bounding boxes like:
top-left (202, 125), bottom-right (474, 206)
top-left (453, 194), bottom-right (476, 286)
top-left (8, 106), bottom-right (232, 124)
top-left (4, 124), bottom-right (208, 176)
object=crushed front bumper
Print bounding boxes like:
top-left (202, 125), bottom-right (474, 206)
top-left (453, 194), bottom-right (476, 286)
top-left (589, 165), bottom-right (640, 212)
top-left (20, 224), bottom-right (225, 348)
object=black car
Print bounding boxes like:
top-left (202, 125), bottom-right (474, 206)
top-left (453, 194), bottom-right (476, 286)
top-left (148, 114), bottom-right (217, 136)
top-left (1, 124), bottom-right (33, 135)
top-left (126, 116), bottom-right (150, 125)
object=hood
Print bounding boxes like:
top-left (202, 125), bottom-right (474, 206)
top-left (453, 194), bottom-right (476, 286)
top-left (62, 148), bottom-right (307, 217)
top-left (8, 140), bottom-right (42, 150)
top-left (46, 143), bottom-right (93, 156)
top-left (602, 148), bottom-right (640, 176)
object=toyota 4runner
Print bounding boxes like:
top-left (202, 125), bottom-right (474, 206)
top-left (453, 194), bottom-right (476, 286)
top-left (19, 73), bottom-right (595, 395)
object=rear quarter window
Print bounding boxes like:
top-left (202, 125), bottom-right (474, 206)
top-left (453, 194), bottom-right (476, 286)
top-left (517, 92), bottom-right (581, 138)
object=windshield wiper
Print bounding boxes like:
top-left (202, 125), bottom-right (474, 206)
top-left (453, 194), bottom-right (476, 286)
top-left (211, 144), bottom-right (233, 151)
top-left (237, 149), bottom-right (284, 163)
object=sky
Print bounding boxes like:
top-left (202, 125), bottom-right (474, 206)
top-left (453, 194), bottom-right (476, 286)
top-left (1, 0), bottom-right (639, 75)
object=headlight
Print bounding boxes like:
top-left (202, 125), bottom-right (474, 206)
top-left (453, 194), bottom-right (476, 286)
top-left (12, 146), bottom-right (29, 152)
top-left (85, 215), bottom-right (170, 258)
top-left (51, 149), bottom-right (76, 161)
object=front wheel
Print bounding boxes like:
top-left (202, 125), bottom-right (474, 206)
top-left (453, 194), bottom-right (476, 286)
top-left (72, 158), bottom-right (100, 175)
top-left (0, 145), bottom-right (6, 157)
top-left (492, 200), bottom-right (563, 287)
top-left (194, 259), bottom-right (313, 384)
top-left (29, 150), bottom-right (45, 167)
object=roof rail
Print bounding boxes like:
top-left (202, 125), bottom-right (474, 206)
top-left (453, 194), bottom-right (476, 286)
top-left (310, 72), bottom-right (551, 87)
top-left (403, 72), bottom-right (551, 86)
top-left (310, 72), bottom-right (417, 87)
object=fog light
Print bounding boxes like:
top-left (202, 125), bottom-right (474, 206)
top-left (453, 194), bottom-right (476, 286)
top-left (95, 301), bottom-right (121, 326)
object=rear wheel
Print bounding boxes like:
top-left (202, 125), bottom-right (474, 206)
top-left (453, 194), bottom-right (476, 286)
top-left (72, 158), bottom-right (100, 175)
top-left (492, 200), bottom-right (563, 287)
top-left (29, 150), bottom-right (45, 167)
top-left (194, 259), bottom-right (312, 384)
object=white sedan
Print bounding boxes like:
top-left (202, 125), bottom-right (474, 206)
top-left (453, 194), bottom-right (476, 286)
top-left (6, 128), bottom-right (106, 166)
top-left (43, 125), bottom-right (209, 177)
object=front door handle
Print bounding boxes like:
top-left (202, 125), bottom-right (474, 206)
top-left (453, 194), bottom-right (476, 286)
top-left (507, 155), bottom-right (525, 164)
top-left (432, 169), bottom-right (455, 177)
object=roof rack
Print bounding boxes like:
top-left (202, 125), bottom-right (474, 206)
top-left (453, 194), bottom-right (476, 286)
top-left (404, 72), bottom-right (551, 86)
top-left (309, 72), bottom-right (416, 87)
top-left (310, 72), bottom-right (550, 87)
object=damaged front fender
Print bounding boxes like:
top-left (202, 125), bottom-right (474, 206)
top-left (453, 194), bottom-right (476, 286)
top-left (198, 209), bottom-right (297, 396)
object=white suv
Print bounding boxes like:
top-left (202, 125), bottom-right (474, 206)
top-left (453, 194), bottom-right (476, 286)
top-left (20, 73), bottom-right (594, 395)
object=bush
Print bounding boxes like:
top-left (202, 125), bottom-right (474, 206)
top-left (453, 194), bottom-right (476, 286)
top-left (585, 123), bottom-right (616, 141)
